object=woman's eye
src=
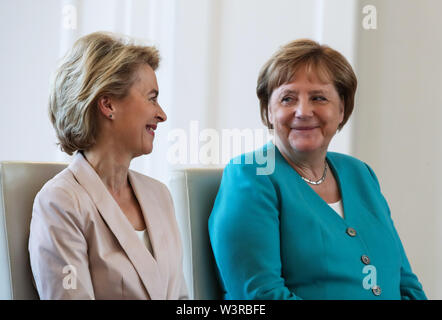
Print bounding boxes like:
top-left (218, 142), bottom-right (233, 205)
top-left (312, 96), bottom-right (327, 102)
top-left (281, 96), bottom-right (294, 104)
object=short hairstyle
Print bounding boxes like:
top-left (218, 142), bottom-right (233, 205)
top-left (257, 39), bottom-right (357, 130)
top-left (48, 31), bottom-right (160, 155)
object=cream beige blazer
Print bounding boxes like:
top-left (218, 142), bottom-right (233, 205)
top-left (28, 152), bottom-right (188, 300)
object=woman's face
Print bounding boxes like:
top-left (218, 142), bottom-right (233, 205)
top-left (111, 64), bottom-right (167, 157)
top-left (268, 66), bottom-right (344, 160)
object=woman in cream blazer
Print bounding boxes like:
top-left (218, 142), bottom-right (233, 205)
top-left (28, 32), bottom-right (188, 300)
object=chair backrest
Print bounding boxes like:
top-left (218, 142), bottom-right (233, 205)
top-left (0, 162), bottom-right (67, 299)
top-left (169, 168), bottom-right (224, 300)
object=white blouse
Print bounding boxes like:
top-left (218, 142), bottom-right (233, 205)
top-left (328, 199), bottom-right (344, 219)
top-left (135, 229), bottom-right (153, 255)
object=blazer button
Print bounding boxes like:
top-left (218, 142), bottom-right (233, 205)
top-left (372, 285), bottom-right (381, 296)
top-left (361, 255), bottom-right (371, 265)
top-left (346, 227), bottom-right (357, 237)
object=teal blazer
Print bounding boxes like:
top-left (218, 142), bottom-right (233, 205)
top-left (208, 141), bottom-right (427, 300)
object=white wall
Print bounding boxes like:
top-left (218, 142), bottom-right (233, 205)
top-left (0, 0), bottom-right (61, 162)
top-left (354, 0), bottom-right (442, 299)
top-left (170, 0), bottom-right (357, 164)
top-left (0, 0), bottom-right (356, 170)
top-left (0, 0), bottom-right (177, 183)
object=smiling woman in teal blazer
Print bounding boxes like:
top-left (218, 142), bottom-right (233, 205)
top-left (208, 39), bottom-right (427, 300)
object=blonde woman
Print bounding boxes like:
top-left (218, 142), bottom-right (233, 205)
top-left (29, 32), bottom-right (188, 300)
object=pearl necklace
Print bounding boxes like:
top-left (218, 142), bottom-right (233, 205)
top-left (300, 162), bottom-right (328, 185)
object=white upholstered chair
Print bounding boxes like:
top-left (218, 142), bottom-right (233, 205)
top-left (169, 168), bottom-right (224, 300)
top-left (0, 161), bottom-right (67, 299)
top-left (1, 162), bottom-right (224, 300)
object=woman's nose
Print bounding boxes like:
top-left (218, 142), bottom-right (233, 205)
top-left (295, 98), bottom-right (313, 118)
top-left (156, 104), bottom-right (167, 122)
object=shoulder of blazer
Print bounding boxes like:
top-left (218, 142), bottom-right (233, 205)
top-left (327, 151), bottom-right (368, 170)
top-left (129, 169), bottom-right (171, 196)
top-left (224, 142), bottom-right (276, 177)
top-left (327, 152), bottom-right (371, 176)
top-left (128, 170), bottom-right (175, 214)
top-left (33, 167), bottom-right (89, 230)
top-left (129, 169), bottom-right (167, 187)
top-left (327, 151), bottom-right (381, 191)
top-left (36, 167), bottom-right (83, 205)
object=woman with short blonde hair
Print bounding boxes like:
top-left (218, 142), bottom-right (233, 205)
top-left (49, 32), bottom-right (160, 155)
top-left (29, 32), bottom-right (188, 300)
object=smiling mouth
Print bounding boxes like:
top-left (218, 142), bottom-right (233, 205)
top-left (292, 126), bottom-right (319, 131)
top-left (146, 124), bottom-right (157, 136)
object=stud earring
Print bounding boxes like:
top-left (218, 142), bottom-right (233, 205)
top-left (109, 114), bottom-right (113, 118)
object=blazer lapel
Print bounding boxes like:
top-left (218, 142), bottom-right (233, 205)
top-left (68, 152), bottom-right (166, 299)
top-left (128, 171), bottom-right (166, 265)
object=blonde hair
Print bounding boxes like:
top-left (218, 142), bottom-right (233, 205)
top-left (257, 39), bottom-right (357, 130)
top-left (49, 31), bottom-right (160, 155)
